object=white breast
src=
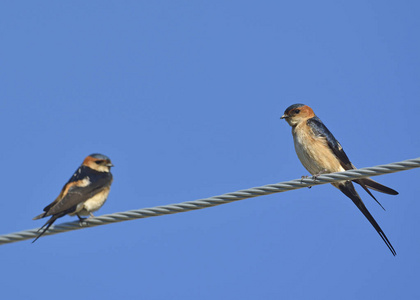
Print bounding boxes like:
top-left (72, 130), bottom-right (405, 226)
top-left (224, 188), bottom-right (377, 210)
top-left (75, 188), bottom-right (111, 216)
top-left (292, 125), bottom-right (345, 175)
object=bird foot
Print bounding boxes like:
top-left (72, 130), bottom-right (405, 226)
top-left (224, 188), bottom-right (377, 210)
top-left (311, 169), bottom-right (328, 181)
top-left (301, 175), bottom-right (312, 189)
top-left (77, 215), bottom-right (90, 227)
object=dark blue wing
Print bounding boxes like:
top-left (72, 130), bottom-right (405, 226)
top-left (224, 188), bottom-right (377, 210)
top-left (40, 165), bottom-right (102, 213)
top-left (47, 169), bottom-right (112, 216)
top-left (307, 117), bottom-right (397, 209)
top-left (307, 117), bottom-right (353, 170)
top-left (39, 166), bottom-right (112, 217)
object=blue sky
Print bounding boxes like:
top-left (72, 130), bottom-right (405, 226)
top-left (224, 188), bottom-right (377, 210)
top-left (1, 1), bottom-right (419, 299)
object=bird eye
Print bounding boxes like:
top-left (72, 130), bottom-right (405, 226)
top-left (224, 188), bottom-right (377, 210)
top-left (95, 161), bottom-right (103, 165)
top-left (294, 109), bottom-right (300, 114)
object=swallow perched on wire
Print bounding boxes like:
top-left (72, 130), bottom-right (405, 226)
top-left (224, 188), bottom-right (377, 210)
top-left (33, 154), bottom-right (114, 243)
top-left (281, 104), bottom-right (398, 255)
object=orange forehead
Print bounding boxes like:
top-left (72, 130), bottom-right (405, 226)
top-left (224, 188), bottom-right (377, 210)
top-left (285, 104), bottom-right (315, 118)
top-left (82, 156), bottom-right (110, 169)
top-left (83, 156), bottom-right (99, 165)
top-left (298, 105), bottom-right (315, 117)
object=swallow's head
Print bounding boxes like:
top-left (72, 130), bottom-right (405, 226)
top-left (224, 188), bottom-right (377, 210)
top-left (83, 153), bottom-right (114, 172)
top-left (280, 103), bottom-right (315, 127)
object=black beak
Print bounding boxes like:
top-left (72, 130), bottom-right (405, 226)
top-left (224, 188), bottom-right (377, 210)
top-left (280, 114), bottom-right (289, 119)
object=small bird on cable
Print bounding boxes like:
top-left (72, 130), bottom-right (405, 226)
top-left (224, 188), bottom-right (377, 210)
top-left (281, 104), bottom-right (398, 255)
top-left (33, 154), bottom-right (114, 243)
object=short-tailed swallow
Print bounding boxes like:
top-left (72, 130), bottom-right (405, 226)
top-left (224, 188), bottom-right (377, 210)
top-left (33, 153), bottom-right (114, 242)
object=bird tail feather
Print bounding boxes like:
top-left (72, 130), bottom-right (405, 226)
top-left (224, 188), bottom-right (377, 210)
top-left (32, 215), bottom-right (60, 243)
top-left (354, 178), bottom-right (398, 195)
top-left (338, 181), bottom-right (396, 256)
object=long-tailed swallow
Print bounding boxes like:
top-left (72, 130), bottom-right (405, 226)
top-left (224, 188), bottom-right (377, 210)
top-left (281, 104), bottom-right (398, 255)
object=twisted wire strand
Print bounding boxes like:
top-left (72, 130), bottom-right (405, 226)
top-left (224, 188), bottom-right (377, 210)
top-left (1, 157), bottom-right (419, 245)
